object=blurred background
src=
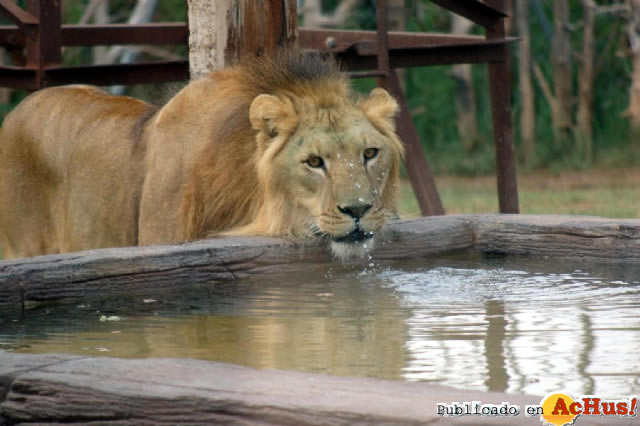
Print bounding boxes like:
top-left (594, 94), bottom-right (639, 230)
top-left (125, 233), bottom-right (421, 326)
top-left (1, 0), bottom-right (638, 218)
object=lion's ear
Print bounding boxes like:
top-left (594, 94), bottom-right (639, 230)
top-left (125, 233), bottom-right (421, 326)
top-left (359, 88), bottom-right (399, 132)
top-left (250, 94), bottom-right (297, 139)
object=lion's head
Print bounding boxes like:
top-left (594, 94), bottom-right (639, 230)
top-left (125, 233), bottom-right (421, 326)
top-left (241, 53), bottom-right (404, 260)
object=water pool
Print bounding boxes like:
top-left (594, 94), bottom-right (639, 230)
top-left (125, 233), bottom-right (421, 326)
top-left (2, 252), bottom-right (639, 397)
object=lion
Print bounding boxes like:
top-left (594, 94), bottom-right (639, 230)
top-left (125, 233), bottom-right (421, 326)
top-left (0, 50), bottom-right (404, 260)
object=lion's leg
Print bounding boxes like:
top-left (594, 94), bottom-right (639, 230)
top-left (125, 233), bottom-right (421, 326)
top-left (0, 161), bottom-right (59, 259)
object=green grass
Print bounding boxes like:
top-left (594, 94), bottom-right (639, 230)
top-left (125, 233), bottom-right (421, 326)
top-left (398, 169), bottom-right (640, 219)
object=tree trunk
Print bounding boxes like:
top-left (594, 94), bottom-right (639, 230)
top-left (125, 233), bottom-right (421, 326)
top-left (188, 0), bottom-right (297, 80)
top-left (187, 0), bottom-right (224, 79)
top-left (451, 14), bottom-right (478, 151)
top-left (301, 0), bottom-right (359, 28)
top-left (577, 0), bottom-right (595, 161)
top-left (517, 0), bottom-right (535, 164)
top-left (628, 0), bottom-right (640, 134)
top-left (551, 0), bottom-right (573, 144)
top-left (93, 0), bottom-right (109, 65)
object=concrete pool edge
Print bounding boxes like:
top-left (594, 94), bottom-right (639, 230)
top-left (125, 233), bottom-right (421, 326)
top-left (0, 350), bottom-right (629, 426)
top-left (2, 214), bottom-right (640, 303)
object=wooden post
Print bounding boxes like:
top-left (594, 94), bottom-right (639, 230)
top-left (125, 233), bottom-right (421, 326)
top-left (26, 0), bottom-right (61, 87)
top-left (187, 0), bottom-right (297, 79)
top-left (382, 71), bottom-right (445, 215)
top-left (484, 0), bottom-right (519, 214)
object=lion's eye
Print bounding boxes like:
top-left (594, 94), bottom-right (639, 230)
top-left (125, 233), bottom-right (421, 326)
top-left (305, 156), bottom-right (325, 169)
top-left (364, 148), bottom-right (379, 162)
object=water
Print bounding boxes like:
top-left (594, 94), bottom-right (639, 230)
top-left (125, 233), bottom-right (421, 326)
top-left (1, 252), bottom-right (640, 397)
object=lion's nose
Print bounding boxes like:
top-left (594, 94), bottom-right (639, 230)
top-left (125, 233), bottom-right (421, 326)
top-left (338, 203), bottom-right (372, 220)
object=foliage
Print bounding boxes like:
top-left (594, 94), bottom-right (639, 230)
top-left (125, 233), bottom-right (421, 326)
top-left (343, 0), bottom-right (639, 174)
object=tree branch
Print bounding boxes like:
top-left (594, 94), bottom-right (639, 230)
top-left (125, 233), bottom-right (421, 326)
top-left (301, 0), bottom-right (360, 28)
top-left (595, 4), bottom-right (628, 16)
top-left (533, 61), bottom-right (556, 109)
top-left (532, 0), bottom-right (553, 41)
top-left (105, 0), bottom-right (157, 64)
top-left (78, 0), bottom-right (109, 25)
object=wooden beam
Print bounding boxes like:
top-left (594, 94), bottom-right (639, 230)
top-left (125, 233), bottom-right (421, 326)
top-left (0, 217), bottom-right (472, 304)
top-left (0, 65), bottom-right (37, 89)
top-left (2, 215), bottom-right (640, 305)
top-left (60, 23), bottom-right (188, 46)
top-left (0, 0), bottom-right (38, 27)
top-left (0, 351), bottom-right (632, 425)
top-left (381, 70), bottom-right (445, 215)
top-left (430, 0), bottom-right (506, 29)
top-left (0, 352), bottom-right (510, 425)
top-left (336, 39), bottom-right (511, 70)
top-left (43, 61), bottom-right (189, 87)
top-left (298, 28), bottom-right (516, 52)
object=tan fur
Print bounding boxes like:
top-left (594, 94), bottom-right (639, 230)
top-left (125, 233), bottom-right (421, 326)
top-left (0, 51), bottom-right (404, 259)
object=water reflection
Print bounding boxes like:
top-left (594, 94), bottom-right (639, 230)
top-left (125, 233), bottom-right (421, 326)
top-left (1, 254), bottom-right (640, 396)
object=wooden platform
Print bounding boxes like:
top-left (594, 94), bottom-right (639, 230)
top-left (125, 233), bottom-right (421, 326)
top-left (2, 214), bottom-right (640, 305)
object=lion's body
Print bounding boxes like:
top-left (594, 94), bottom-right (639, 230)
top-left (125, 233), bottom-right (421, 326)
top-left (0, 52), bottom-right (403, 259)
top-left (0, 87), bottom-right (150, 257)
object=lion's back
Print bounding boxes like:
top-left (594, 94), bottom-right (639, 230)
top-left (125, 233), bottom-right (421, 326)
top-left (0, 85), bottom-right (153, 258)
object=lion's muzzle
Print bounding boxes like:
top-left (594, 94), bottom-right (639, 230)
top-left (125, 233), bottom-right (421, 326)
top-left (333, 226), bottom-right (374, 244)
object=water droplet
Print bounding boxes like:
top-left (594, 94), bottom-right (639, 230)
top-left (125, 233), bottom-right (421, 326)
top-left (358, 197), bottom-right (365, 202)
top-left (368, 262), bottom-right (375, 267)
top-left (355, 183), bottom-right (361, 189)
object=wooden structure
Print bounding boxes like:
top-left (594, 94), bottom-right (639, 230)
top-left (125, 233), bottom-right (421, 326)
top-left (301, 0), bottom-right (519, 215)
top-left (0, 351), bottom-right (630, 425)
top-left (0, 0), bottom-right (519, 215)
top-left (2, 214), bottom-right (640, 305)
top-left (187, 0), bottom-right (297, 79)
top-left (0, 1), bottom-right (188, 87)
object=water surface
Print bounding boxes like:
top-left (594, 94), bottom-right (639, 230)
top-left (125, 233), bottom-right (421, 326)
top-left (1, 252), bottom-right (639, 396)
